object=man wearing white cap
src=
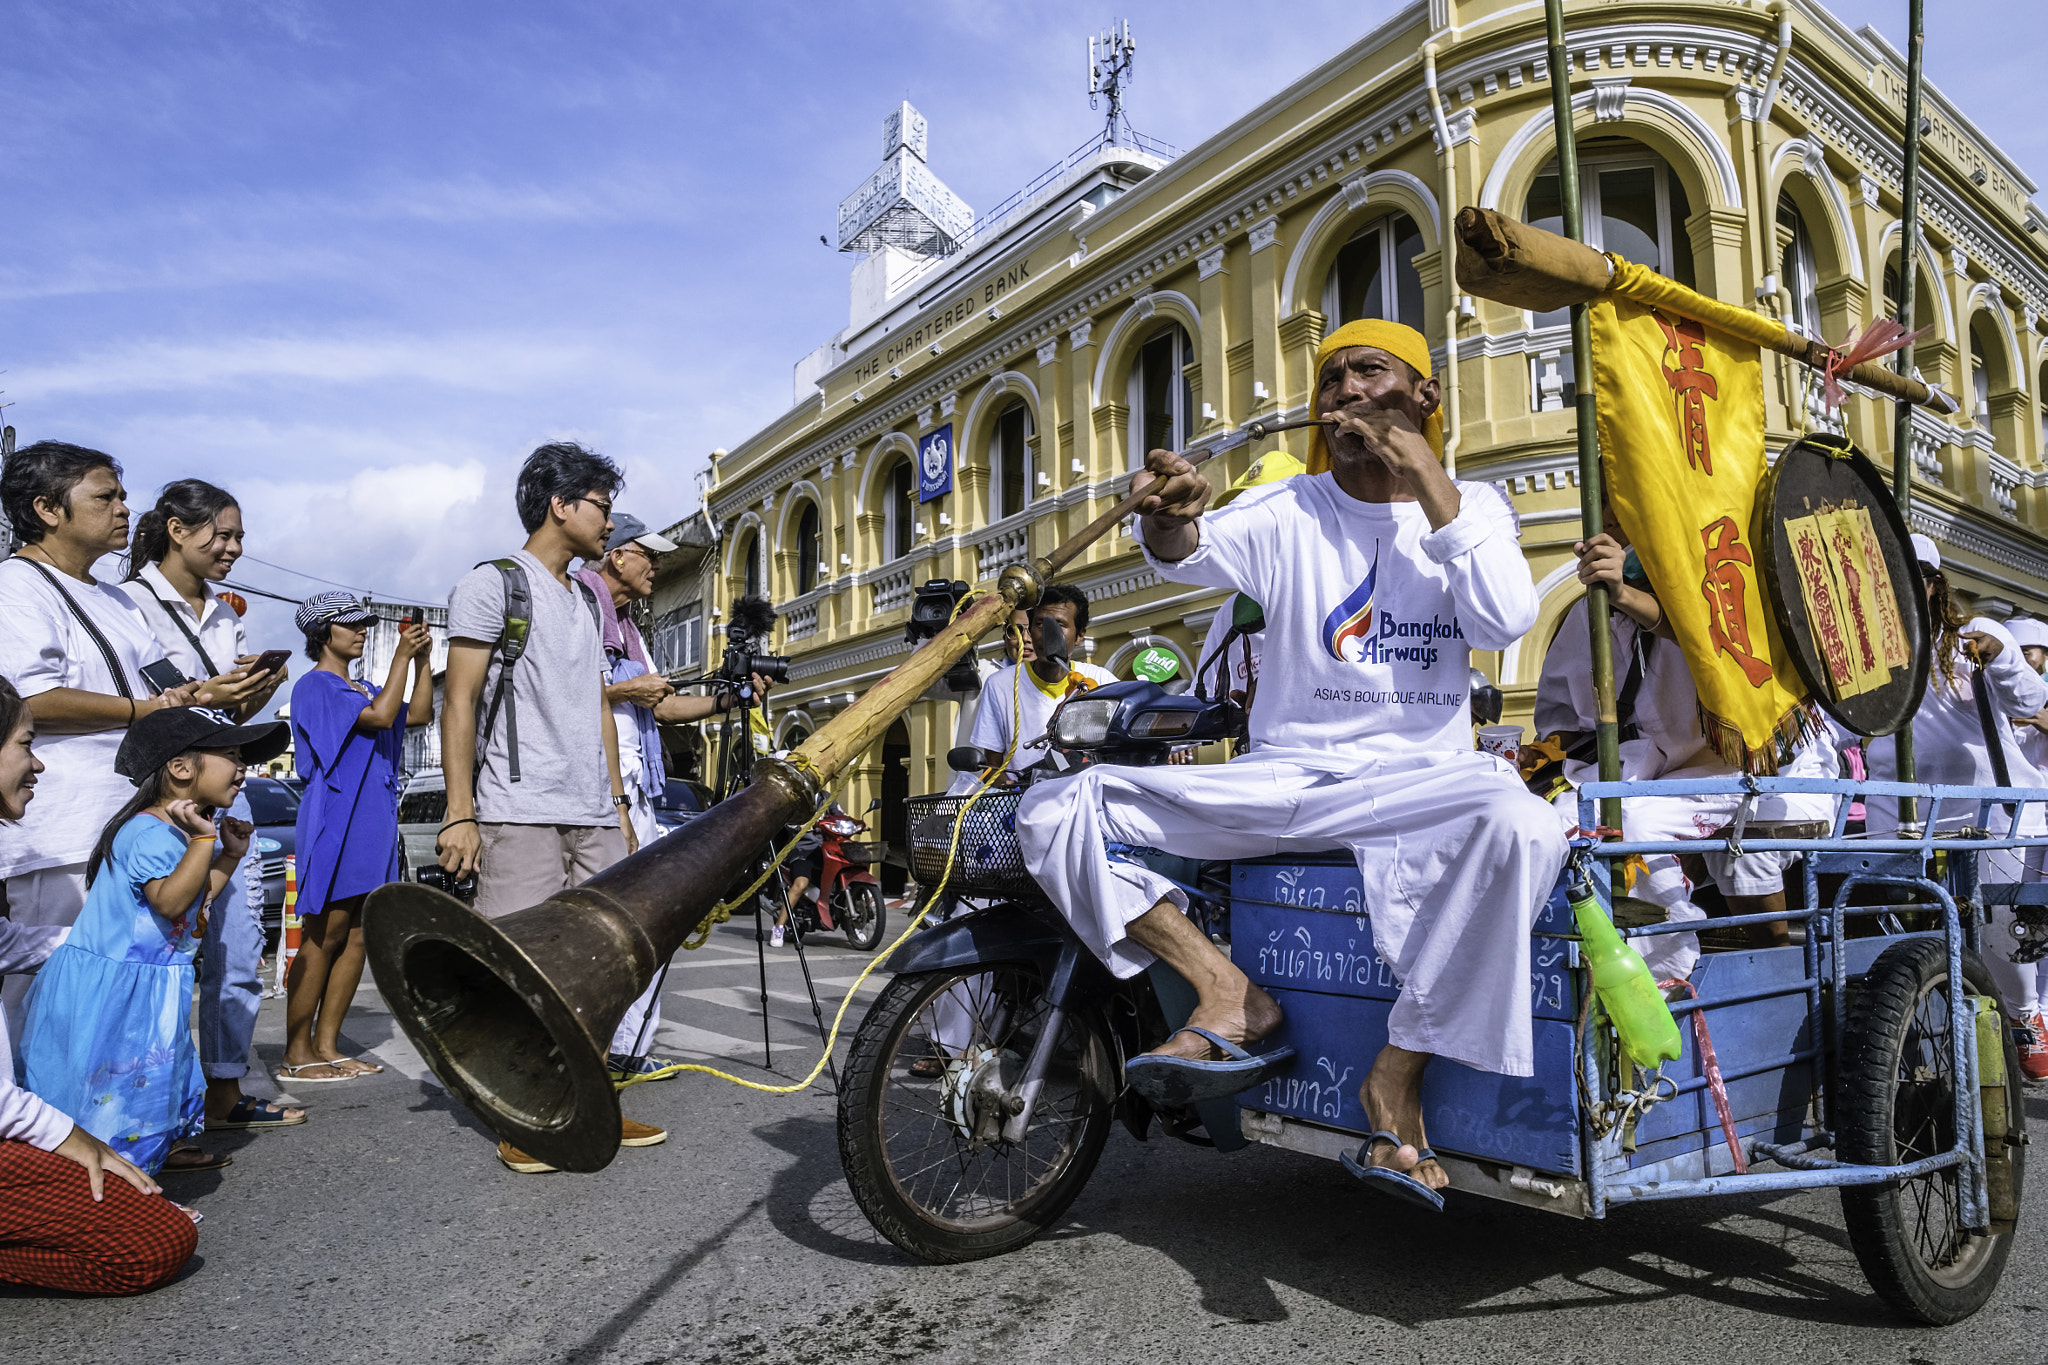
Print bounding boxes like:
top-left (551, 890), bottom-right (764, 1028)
top-left (576, 513), bottom-right (772, 1084)
top-left (1867, 534), bottom-right (2048, 1080)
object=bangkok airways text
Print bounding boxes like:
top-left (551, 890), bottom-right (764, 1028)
top-left (1349, 612), bottom-right (1464, 670)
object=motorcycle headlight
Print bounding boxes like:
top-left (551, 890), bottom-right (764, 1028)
top-left (1126, 708), bottom-right (1196, 739)
top-left (1051, 698), bottom-right (1119, 747)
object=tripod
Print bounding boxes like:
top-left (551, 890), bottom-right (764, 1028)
top-left (715, 680), bottom-right (839, 1087)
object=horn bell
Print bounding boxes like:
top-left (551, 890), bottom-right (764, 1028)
top-left (364, 770), bottom-right (810, 1172)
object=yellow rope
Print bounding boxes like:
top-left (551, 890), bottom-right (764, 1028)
top-left (663, 620), bottom-right (1027, 1095)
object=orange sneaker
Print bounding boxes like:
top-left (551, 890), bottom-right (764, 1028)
top-left (621, 1118), bottom-right (668, 1148)
top-left (2016, 1012), bottom-right (2048, 1083)
top-left (497, 1141), bottom-right (555, 1174)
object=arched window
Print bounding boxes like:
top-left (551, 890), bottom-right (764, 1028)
top-left (1776, 195), bottom-right (1821, 336)
top-left (1128, 323), bottom-right (1193, 468)
top-left (1970, 317), bottom-right (1997, 420)
top-left (794, 502), bottom-right (820, 594)
top-left (990, 400), bottom-right (1034, 522)
top-left (737, 531), bottom-right (761, 600)
top-left (1526, 146), bottom-right (1696, 312)
top-left (782, 723), bottom-right (811, 749)
top-left (885, 458), bottom-right (915, 561)
top-left (1323, 212), bottom-right (1424, 331)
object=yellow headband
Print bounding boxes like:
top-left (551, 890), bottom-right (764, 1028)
top-left (1304, 318), bottom-right (1444, 475)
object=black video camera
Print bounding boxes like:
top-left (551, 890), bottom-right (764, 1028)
top-left (415, 864), bottom-right (477, 902)
top-left (907, 579), bottom-right (983, 693)
top-left (719, 595), bottom-right (792, 685)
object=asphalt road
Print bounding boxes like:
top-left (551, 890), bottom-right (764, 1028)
top-left (9, 914), bottom-right (2045, 1365)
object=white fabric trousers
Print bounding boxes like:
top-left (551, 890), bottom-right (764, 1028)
top-left (610, 792), bottom-right (665, 1059)
top-left (1015, 750), bottom-right (1568, 1078)
top-left (1, 864), bottom-right (87, 1058)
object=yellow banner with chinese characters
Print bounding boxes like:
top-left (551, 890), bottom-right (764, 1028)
top-left (1590, 292), bottom-right (1815, 772)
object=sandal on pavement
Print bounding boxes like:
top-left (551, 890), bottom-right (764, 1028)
top-left (1122, 1026), bottom-right (1294, 1108)
top-left (277, 1061), bottom-right (355, 1084)
top-left (335, 1057), bottom-right (384, 1076)
top-left (162, 1145), bottom-right (232, 1174)
top-left (208, 1097), bottom-right (307, 1130)
top-left (1340, 1129), bottom-right (1445, 1212)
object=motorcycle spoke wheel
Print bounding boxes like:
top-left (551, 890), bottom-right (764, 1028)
top-left (838, 965), bottom-right (1114, 1262)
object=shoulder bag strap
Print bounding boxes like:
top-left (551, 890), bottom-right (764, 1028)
top-left (149, 589), bottom-right (222, 678)
top-left (478, 559), bottom-right (532, 788)
top-left (14, 557), bottom-right (137, 699)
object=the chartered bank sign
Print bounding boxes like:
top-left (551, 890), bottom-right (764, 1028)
top-left (850, 255), bottom-right (1035, 386)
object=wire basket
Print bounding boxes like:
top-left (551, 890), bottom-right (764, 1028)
top-left (839, 841), bottom-right (887, 866)
top-left (904, 790), bottom-right (1038, 899)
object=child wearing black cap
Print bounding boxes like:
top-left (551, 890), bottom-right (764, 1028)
top-left (15, 707), bottom-right (288, 1176)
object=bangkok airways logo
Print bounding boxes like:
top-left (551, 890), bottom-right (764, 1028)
top-left (1322, 552), bottom-right (1379, 663)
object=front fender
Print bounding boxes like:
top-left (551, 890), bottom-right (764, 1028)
top-left (884, 903), bottom-right (1077, 983)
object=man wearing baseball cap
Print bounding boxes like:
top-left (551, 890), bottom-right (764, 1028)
top-left (574, 513), bottom-right (771, 1085)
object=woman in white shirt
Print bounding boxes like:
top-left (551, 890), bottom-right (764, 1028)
top-left (0, 443), bottom-right (201, 1046)
top-left (118, 480), bottom-right (302, 1133)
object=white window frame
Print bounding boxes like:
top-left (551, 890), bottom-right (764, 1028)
top-left (884, 459), bottom-right (915, 562)
top-left (1320, 212), bottom-right (1424, 329)
top-left (1126, 323), bottom-right (1193, 471)
top-left (1778, 200), bottom-right (1821, 337)
top-left (989, 400), bottom-right (1036, 523)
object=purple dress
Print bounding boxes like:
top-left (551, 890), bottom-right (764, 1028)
top-left (291, 670), bottom-right (403, 912)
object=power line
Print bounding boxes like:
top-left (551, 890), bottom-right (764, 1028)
top-left (237, 553), bottom-right (395, 600)
top-left (223, 580), bottom-right (307, 606)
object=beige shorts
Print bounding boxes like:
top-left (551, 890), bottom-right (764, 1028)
top-left (472, 823), bottom-right (628, 920)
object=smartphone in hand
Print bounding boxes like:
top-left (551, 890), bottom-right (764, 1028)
top-left (251, 649), bottom-right (293, 676)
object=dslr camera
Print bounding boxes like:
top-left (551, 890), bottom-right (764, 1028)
top-left (415, 864), bottom-right (477, 902)
top-left (718, 595), bottom-right (792, 686)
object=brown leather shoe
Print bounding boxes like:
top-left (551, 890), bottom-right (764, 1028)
top-left (497, 1140), bottom-right (555, 1173)
top-left (621, 1118), bottom-right (668, 1148)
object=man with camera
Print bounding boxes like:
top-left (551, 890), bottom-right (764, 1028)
top-left (575, 514), bottom-right (773, 1082)
top-left (436, 442), bottom-right (665, 1172)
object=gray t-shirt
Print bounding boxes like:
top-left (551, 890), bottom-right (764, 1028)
top-left (447, 550), bottom-right (611, 827)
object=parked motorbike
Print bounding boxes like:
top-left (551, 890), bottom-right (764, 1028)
top-left (783, 805), bottom-right (889, 952)
top-left (837, 679), bottom-right (1246, 1262)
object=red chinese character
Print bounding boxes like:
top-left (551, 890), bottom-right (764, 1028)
top-left (1700, 517), bottom-right (1773, 687)
top-left (1829, 526), bottom-right (1879, 672)
top-left (1795, 529), bottom-right (1855, 687)
top-left (1657, 313), bottom-right (1719, 475)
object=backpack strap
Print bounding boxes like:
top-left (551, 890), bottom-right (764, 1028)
top-left (14, 557), bottom-right (139, 699)
top-left (478, 559), bottom-right (533, 787)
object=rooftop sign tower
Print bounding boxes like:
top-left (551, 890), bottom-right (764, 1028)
top-left (836, 101), bottom-right (973, 257)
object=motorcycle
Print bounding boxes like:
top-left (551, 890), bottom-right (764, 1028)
top-left (836, 679), bottom-right (1248, 1262)
top-left (782, 804), bottom-right (889, 952)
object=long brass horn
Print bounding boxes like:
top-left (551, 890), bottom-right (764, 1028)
top-left (364, 418), bottom-right (1290, 1172)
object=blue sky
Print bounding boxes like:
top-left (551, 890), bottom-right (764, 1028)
top-left (3, 0), bottom-right (2038, 662)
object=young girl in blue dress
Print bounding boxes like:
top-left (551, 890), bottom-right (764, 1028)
top-left (19, 707), bottom-right (289, 1176)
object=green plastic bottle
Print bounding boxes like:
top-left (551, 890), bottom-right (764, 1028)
top-left (1568, 867), bottom-right (1682, 1070)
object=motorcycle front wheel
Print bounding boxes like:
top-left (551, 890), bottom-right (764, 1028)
top-left (839, 882), bottom-right (887, 952)
top-left (838, 964), bottom-right (1116, 1263)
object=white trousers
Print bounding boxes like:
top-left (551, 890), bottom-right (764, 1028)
top-left (1015, 750), bottom-right (1568, 1078)
top-left (610, 790), bottom-right (665, 1058)
top-left (1, 864), bottom-right (87, 1056)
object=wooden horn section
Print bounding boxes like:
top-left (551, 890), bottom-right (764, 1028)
top-left (363, 581), bottom-right (1026, 1172)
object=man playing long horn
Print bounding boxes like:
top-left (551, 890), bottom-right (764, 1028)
top-left (1016, 320), bottom-right (1566, 1210)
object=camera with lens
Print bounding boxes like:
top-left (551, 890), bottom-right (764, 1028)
top-left (907, 579), bottom-right (982, 693)
top-left (719, 595), bottom-right (792, 685)
top-left (415, 864), bottom-right (477, 902)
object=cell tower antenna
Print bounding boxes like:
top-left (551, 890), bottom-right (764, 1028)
top-left (1087, 19), bottom-right (1137, 145)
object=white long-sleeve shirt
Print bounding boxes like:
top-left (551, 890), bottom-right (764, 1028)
top-left (1867, 617), bottom-right (2048, 831)
top-left (1143, 473), bottom-right (1536, 762)
top-left (0, 921), bottom-right (73, 1150)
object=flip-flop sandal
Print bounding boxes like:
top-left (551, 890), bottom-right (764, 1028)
top-left (277, 1061), bottom-right (355, 1084)
top-left (1340, 1129), bottom-right (1445, 1212)
top-left (161, 1147), bottom-right (233, 1174)
top-left (336, 1058), bottom-right (384, 1075)
top-left (1123, 1026), bottom-right (1295, 1108)
top-left (207, 1097), bottom-right (307, 1130)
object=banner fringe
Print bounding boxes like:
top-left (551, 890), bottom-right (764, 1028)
top-left (1697, 697), bottom-right (1825, 776)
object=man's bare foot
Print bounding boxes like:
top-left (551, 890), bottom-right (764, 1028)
top-left (1358, 1046), bottom-right (1448, 1192)
top-left (1146, 980), bottom-right (1283, 1062)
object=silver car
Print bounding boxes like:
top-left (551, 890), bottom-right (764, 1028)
top-left (396, 770), bottom-right (446, 880)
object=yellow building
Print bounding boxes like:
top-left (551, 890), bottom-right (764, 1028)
top-left (705, 0), bottom-right (2048, 831)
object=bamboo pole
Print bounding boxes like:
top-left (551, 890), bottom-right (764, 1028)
top-left (1891, 0), bottom-right (1927, 816)
top-left (1542, 0), bottom-right (1623, 822)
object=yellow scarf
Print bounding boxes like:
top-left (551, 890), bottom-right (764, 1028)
top-left (1303, 319), bottom-right (1445, 476)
